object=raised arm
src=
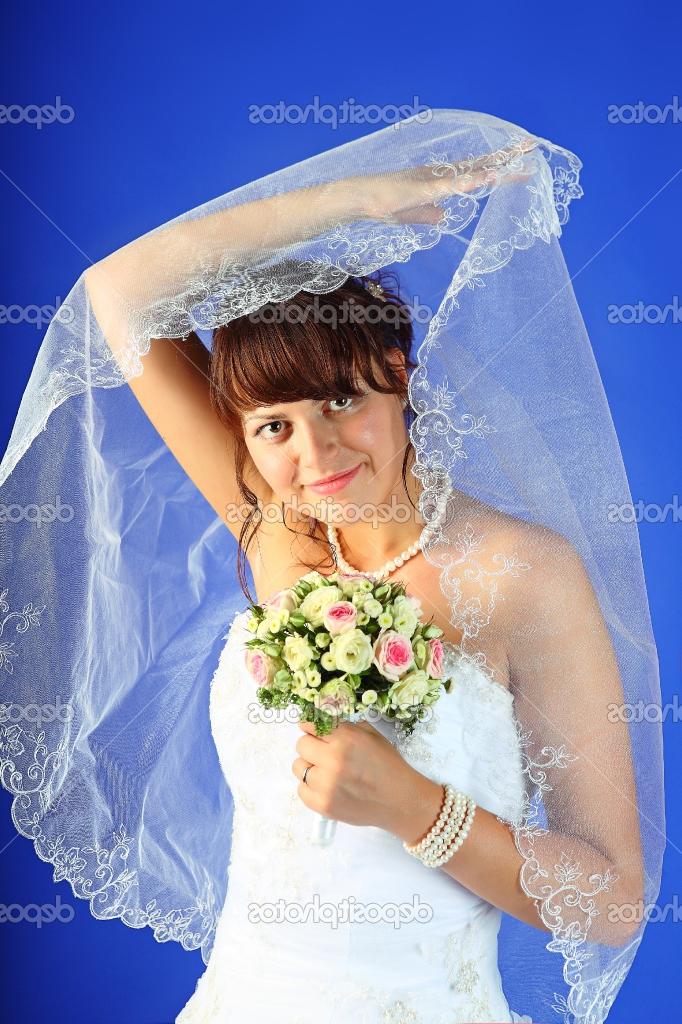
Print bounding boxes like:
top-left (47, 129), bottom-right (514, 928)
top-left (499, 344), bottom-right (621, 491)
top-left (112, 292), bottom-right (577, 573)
top-left (82, 138), bottom-right (533, 361)
top-left (82, 178), bottom-right (381, 533)
top-left (81, 142), bottom-right (533, 535)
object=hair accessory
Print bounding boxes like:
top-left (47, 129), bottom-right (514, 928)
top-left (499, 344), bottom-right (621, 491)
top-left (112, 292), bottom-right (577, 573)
top-left (366, 279), bottom-right (385, 299)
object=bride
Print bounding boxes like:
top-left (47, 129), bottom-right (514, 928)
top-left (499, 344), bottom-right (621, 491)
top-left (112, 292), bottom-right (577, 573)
top-left (0, 111), bottom-right (662, 1023)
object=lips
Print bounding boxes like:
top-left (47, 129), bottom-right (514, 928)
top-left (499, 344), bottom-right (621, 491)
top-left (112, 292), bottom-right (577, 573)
top-left (305, 463), bottom-right (363, 493)
top-left (309, 465), bottom-right (361, 486)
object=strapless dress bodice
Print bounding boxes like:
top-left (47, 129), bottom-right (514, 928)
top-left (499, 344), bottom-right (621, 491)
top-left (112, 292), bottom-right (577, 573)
top-left (176, 610), bottom-right (531, 1024)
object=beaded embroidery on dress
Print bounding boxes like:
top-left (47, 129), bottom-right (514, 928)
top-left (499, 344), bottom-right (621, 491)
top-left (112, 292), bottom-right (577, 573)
top-left (175, 610), bottom-right (532, 1024)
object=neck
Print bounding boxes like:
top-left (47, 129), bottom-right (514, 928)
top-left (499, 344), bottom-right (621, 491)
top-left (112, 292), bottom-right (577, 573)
top-left (326, 451), bottom-right (433, 571)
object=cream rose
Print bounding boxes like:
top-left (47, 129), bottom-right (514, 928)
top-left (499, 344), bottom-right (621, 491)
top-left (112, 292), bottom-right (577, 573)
top-left (331, 628), bottom-right (374, 674)
top-left (299, 585), bottom-right (343, 627)
top-left (388, 669), bottom-right (430, 709)
top-left (256, 607), bottom-right (289, 638)
top-left (282, 634), bottom-right (315, 671)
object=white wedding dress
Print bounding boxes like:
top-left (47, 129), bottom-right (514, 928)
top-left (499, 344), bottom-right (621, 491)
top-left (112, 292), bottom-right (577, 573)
top-left (176, 609), bottom-right (533, 1024)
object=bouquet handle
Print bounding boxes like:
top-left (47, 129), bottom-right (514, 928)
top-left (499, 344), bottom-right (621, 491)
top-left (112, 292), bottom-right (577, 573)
top-left (310, 813), bottom-right (338, 845)
top-left (307, 709), bottom-right (366, 846)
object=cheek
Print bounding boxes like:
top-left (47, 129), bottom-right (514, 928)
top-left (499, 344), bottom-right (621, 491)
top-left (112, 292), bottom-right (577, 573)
top-left (246, 441), bottom-right (295, 488)
top-left (350, 406), bottom-right (399, 453)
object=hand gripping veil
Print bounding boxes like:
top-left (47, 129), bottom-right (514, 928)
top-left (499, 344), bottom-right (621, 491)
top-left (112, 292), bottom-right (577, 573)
top-left (0, 109), bottom-right (664, 1024)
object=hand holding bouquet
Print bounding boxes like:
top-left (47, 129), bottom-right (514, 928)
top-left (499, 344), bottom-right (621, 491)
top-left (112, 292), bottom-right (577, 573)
top-left (243, 570), bottom-right (448, 844)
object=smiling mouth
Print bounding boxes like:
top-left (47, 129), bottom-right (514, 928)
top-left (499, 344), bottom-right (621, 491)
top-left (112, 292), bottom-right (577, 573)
top-left (308, 465), bottom-right (360, 486)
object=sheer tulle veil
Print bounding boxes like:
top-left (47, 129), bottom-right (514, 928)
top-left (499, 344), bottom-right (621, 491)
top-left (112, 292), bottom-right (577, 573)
top-left (0, 109), bottom-right (664, 1023)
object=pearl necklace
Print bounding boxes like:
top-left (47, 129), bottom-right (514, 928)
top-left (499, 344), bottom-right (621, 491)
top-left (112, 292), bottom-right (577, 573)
top-left (325, 488), bottom-right (451, 582)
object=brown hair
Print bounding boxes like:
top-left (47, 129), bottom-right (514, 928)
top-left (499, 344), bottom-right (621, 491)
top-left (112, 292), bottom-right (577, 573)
top-left (208, 268), bottom-right (418, 603)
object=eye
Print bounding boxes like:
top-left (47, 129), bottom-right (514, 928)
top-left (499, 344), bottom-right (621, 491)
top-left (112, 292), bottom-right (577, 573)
top-left (253, 395), bottom-right (362, 440)
top-left (254, 419), bottom-right (286, 439)
top-left (328, 396), bottom-right (355, 412)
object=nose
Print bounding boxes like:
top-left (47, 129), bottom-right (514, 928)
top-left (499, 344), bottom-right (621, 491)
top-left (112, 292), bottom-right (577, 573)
top-left (295, 419), bottom-right (339, 480)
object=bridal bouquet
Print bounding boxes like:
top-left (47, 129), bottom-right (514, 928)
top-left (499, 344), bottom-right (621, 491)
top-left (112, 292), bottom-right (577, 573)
top-left (243, 570), bottom-right (448, 738)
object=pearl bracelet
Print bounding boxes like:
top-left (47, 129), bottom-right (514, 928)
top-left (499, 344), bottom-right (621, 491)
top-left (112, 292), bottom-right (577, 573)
top-left (402, 782), bottom-right (477, 868)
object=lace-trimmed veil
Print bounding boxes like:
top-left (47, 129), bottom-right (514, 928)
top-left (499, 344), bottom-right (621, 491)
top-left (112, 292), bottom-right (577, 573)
top-left (0, 109), bottom-right (663, 1024)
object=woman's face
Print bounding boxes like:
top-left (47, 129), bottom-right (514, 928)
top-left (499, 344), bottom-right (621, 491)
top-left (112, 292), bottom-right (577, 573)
top-left (241, 368), bottom-right (408, 520)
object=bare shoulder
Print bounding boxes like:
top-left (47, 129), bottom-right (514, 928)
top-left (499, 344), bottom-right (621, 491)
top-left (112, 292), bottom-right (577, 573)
top-left (446, 490), bottom-right (592, 623)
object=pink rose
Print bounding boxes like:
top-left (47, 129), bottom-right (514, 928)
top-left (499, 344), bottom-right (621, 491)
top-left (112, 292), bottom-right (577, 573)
top-left (323, 601), bottom-right (357, 635)
top-left (245, 648), bottom-right (277, 688)
top-left (264, 588), bottom-right (297, 612)
top-left (425, 638), bottom-right (444, 679)
top-left (373, 630), bottom-right (415, 681)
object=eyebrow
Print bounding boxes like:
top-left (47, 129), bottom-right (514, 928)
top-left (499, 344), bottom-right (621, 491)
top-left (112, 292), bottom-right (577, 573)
top-left (244, 399), bottom-right (326, 423)
top-left (243, 410), bottom-right (292, 423)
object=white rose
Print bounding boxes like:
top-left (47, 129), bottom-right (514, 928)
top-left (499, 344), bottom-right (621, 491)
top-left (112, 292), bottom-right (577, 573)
top-left (388, 669), bottom-right (430, 709)
top-left (299, 585), bottom-right (343, 627)
top-left (332, 628), bottom-right (374, 674)
top-left (283, 634), bottom-right (315, 671)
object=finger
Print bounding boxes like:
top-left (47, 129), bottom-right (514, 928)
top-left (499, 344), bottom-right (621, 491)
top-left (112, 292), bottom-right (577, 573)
top-left (291, 756), bottom-right (312, 782)
top-left (295, 733), bottom-right (328, 761)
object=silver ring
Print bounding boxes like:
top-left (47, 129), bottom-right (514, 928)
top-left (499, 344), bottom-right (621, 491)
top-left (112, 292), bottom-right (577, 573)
top-left (302, 764), bottom-right (312, 785)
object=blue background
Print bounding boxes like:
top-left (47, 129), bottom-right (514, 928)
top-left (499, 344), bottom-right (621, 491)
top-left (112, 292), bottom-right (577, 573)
top-left (1, 2), bottom-right (679, 1021)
